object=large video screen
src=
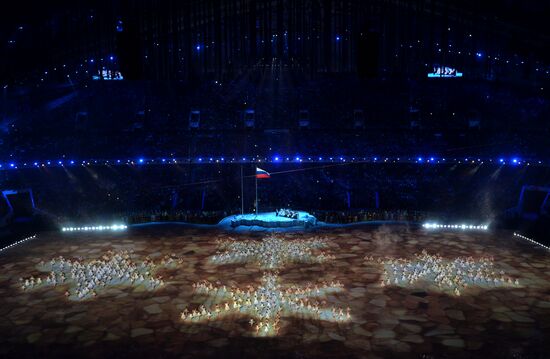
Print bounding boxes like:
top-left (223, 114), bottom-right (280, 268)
top-left (92, 69), bottom-right (124, 80)
top-left (427, 66), bottom-right (463, 78)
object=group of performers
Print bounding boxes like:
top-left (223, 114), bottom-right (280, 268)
top-left (366, 250), bottom-right (520, 296)
top-left (181, 273), bottom-right (350, 336)
top-left (20, 251), bottom-right (181, 300)
top-left (275, 208), bottom-right (299, 219)
top-left (210, 235), bottom-right (333, 269)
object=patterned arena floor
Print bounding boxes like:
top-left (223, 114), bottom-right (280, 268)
top-left (0, 224), bottom-right (549, 358)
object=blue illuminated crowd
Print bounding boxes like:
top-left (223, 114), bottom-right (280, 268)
top-left (2, 77), bottom-right (549, 166)
top-left (1, 76), bottom-right (549, 230)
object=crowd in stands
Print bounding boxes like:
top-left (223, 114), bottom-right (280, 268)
top-left (2, 162), bottom-right (548, 227)
top-left (2, 75), bottom-right (549, 162)
top-left (1, 72), bottom-right (548, 226)
top-left (311, 210), bottom-right (429, 224)
top-left (123, 210), bottom-right (232, 225)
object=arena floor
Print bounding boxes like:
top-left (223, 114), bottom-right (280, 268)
top-left (0, 224), bottom-right (549, 359)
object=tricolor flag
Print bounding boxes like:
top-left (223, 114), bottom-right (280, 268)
top-left (256, 167), bottom-right (270, 179)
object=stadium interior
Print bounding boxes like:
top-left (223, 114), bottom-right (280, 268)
top-left (0, 1), bottom-right (549, 358)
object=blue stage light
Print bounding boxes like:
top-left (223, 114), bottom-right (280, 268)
top-left (90, 59), bottom-right (94, 63)
top-left (336, 36), bottom-right (341, 41)
top-left (476, 52), bottom-right (483, 58)
top-left (109, 55), bottom-right (114, 61)
top-left (196, 45), bottom-right (201, 51)
top-left (1, 155), bottom-right (546, 172)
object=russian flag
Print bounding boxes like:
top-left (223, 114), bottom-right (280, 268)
top-left (256, 167), bottom-right (270, 179)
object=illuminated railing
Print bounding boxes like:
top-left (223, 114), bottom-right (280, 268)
top-left (0, 235), bottom-right (37, 253)
top-left (513, 232), bottom-right (550, 251)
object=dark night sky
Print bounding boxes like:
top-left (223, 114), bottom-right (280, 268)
top-left (1, 0), bottom-right (548, 82)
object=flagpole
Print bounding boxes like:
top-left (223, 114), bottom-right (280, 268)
top-left (241, 165), bottom-right (244, 215)
top-left (255, 173), bottom-right (258, 215)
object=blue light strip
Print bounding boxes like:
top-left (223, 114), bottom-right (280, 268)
top-left (0, 156), bottom-right (545, 171)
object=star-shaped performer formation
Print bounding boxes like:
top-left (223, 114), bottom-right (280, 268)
top-left (210, 234), bottom-right (334, 269)
top-left (365, 250), bottom-right (520, 296)
top-left (19, 250), bottom-right (182, 300)
top-left (181, 272), bottom-right (350, 336)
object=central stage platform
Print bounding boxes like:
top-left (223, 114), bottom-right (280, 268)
top-left (218, 211), bottom-right (318, 230)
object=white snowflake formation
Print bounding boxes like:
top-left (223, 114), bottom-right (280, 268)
top-left (366, 250), bottom-right (520, 296)
top-left (19, 250), bottom-right (182, 300)
top-left (210, 234), bottom-right (334, 269)
top-left (184, 234), bottom-right (351, 336)
top-left (181, 272), bottom-right (350, 336)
